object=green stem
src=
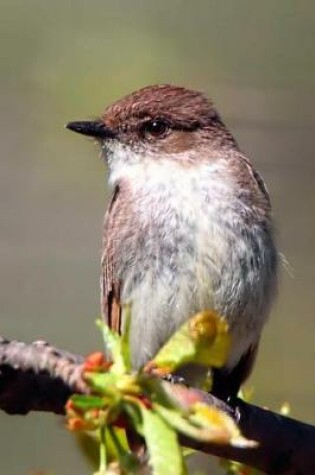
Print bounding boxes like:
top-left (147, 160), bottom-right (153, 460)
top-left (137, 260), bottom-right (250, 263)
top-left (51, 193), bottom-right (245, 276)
top-left (108, 426), bottom-right (140, 473)
top-left (108, 426), bottom-right (125, 456)
top-left (99, 425), bottom-right (107, 473)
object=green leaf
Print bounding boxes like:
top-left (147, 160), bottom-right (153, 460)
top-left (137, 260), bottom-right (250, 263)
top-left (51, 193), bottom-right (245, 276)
top-left (154, 403), bottom-right (256, 447)
top-left (152, 311), bottom-right (231, 373)
top-left (141, 406), bottom-right (187, 475)
top-left (188, 403), bottom-right (256, 447)
top-left (97, 306), bottom-right (132, 374)
top-left (71, 395), bottom-right (106, 410)
top-left (123, 400), bottom-right (144, 435)
top-left (120, 305), bottom-right (132, 371)
top-left (97, 320), bottom-right (127, 374)
top-left (153, 403), bottom-right (210, 441)
top-left (85, 372), bottom-right (120, 399)
top-left (140, 375), bottom-right (179, 409)
top-left (107, 426), bottom-right (140, 473)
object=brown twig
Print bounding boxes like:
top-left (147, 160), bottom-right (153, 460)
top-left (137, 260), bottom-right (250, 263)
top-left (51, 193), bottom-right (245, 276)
top-left (0, 336), bottom-right (314, 474)
top-left (0, 337), bottom-right (87, 414)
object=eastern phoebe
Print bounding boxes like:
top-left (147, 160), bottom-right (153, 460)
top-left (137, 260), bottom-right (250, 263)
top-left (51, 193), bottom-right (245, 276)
top-left (67, 84), bottom-right (278, 399)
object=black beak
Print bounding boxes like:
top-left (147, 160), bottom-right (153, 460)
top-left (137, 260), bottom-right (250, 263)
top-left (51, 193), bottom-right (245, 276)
top-left (66, 120), bottom-right (116, 139)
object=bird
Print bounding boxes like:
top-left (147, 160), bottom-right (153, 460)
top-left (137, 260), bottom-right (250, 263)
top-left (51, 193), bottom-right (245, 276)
top-left (67, 84), bottom-right (278, 400)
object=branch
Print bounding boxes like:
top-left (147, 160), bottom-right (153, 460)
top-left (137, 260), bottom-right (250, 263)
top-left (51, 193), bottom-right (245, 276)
top-left (0, 337), bottom-right (87, 414)
top-left (0, 337), bottom-right (314, 474)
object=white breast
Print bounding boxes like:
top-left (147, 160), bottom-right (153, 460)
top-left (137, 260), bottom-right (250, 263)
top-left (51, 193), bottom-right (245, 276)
top-left (106, 147), bottom-right (276, 373)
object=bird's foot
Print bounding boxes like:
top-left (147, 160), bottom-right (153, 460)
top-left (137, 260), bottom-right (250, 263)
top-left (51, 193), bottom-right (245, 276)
top-left (161, 373), bottom-right (188, 386)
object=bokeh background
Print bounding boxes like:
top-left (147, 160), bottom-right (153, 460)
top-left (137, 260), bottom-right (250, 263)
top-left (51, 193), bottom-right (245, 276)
top-left (1, 0), bottom-right (315, 473)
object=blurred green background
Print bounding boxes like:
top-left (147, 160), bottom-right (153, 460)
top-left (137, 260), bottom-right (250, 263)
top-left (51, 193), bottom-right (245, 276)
top-left (1, 0), bottom-right (315, 473)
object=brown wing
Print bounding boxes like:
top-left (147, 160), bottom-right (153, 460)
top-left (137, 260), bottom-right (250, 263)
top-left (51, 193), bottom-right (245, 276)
top-left (101, 185), bottom-right (122, 334)
top-left (239, 154), bottom-right (272, 211)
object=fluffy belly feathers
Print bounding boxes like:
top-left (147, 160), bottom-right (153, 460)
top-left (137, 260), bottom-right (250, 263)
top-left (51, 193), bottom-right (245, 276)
top-left (114, 164), bottom-right (277, 373)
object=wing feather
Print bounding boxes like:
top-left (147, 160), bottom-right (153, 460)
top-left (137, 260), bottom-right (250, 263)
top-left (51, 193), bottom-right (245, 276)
top-left (101, 186), bottom-right (122, 334)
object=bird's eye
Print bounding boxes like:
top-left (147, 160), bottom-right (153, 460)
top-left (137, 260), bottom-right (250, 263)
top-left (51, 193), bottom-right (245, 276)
top-left (140, 119), bottom-right (169, 139)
